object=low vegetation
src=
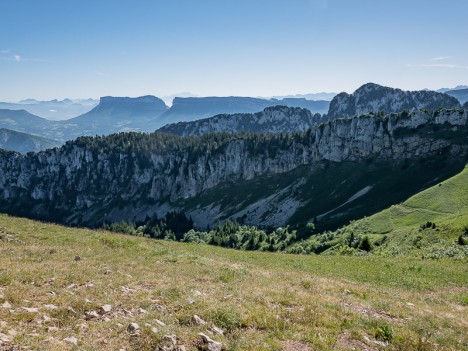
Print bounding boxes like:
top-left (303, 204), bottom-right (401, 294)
top-left (103, 165), bottom-right (468, 260)
top-left (0, 214), bottom-right (467, 350)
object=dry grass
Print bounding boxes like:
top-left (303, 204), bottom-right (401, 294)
top-left (0, 214), bottom-right (467, 350)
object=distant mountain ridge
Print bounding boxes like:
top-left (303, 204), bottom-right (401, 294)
top-left (445, 88), bottom-right (468, 104)
top-left (0, 128), bottom-right (60, 153)
top-left (159, 96), bottom-right (329, 124)
top-left (158, 106), bottom-right (325, 136)
top-left (0, 98), bottom-right (98, 120)
top-left (60, 95), bottom-right (169, 140)
top-left (328, 83), bottom-right (460, 118)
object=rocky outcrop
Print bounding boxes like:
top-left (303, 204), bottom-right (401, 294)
top-left (0, 109), bottom-right (466, 226)
top-left (157, 106), bottom-right (324, 136)
top-left (328, 83), bottom-right (460, 118)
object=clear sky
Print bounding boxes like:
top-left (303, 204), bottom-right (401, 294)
top-left (1, 0), bottom-right (467, 101)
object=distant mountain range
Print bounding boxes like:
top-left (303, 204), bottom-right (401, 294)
top-left (0, 128), bottom-right (60, 153)
top-left (0, 83), bottom-right (465, 154)
top-left (444, 88), bottom-right (468, 104)
top-left (0, 96), bottom-right (330, 146)
top-left (158, 96), bottom-right (329, 124)
top-left (436, 85), bottom-right (468, 93)
top-left (0, 99), bottom-right (98, 120)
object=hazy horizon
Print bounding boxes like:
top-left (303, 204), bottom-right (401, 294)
top-left (1, 0), bottom-right (467, 101)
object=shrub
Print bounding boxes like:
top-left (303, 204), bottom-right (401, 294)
top-left (375, 324), bottom-right (393, 341)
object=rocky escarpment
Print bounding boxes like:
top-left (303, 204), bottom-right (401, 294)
top-left (328, 83), bottom-right (460, 118)
top-left (157, 106), bottom-right (325, 136)
top-left (0, 109), bottom-right (466, 226)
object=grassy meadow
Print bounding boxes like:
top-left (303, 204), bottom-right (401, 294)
top-left (0, 214), bottom-right (467, 350)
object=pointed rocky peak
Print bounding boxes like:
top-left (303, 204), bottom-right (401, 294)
top-left (328, 83), bottom-right (460, 118)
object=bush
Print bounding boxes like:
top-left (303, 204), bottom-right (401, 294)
top-left (375, 324), bottom-right (393, 341)
top-left (359, 236), bottom-right (372, 252)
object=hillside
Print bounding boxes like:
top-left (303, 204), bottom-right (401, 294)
top-left (0, 214), bottom-right (466, 350)
top-left (157, 106), bottom-right (325, 136)
top-left (300, 165), bottom-right (468, 258)
top-left (0, 128), bottom-right (61, 153)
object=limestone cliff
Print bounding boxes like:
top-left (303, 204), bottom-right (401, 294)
top-left (0, 108), bottom-right (466, 227)
top-left (328, 83), bottom-right (460, 118)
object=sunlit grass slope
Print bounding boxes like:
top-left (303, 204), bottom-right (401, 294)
top-left (340, 164), bottom-right (468, 258)
top-left (0, 214), bottom-right (467, 350)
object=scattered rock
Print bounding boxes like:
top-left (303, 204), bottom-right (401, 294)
top-left (186, 298), bottom-right (195, 305)
top-left (163, 334), bottom-right (177, 345)
top-left (104, 269), bottom-right (112, 275)
top-left (198, 332), bottom-right (222, 351)
top-left (127, 323), bottom-right (140, 332)
top-left (67, 283), bottom-right (78, 289)
top-left (155, 319), bottom-right (166, 327)
top-left (99, 304), bottom-right (112, 315)
top-left (63, 336), bottom-right (78, 346)
top-left (42, 315), bottom-right (51, 323)
top-left (74, 255), bottom-right (81, 261)
top-left (193, 315), bottom-right (206, 326)
top-left (121, 286), bottom-right (134, 294)
top-left (1, 301), bottom-right (12, 309)
top-left (191, 290), bottom-right (203, 297)
top-left (85, 310), bottom-right (100, 320)
top-left (67, 306), bottom-right (77, 314)
top-left (151, 327), bottom-right (158, 334)
top-left (343, 289), bottom-right (351, 295)
top-left (158, 334), bottom-right (177, 351)
top-left (0, 332), bottom-right (13, 344)
top-left (207, 326), bottom-right (224, 336)
top-left (137, 307), bottom-right (147, 314)
top-left (47, 326), bottom-right (59, 333)
top-left (175, 346), bottom-right (186, 351)
top-left (44, 304), bottom-right (58, 310)
top-left (21, 307), bottom-right (39, 313)
top-left (406, 302), bottom-right (415, 307)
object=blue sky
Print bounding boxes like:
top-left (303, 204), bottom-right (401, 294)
top-left (1, 0), bottom-right (467, 101)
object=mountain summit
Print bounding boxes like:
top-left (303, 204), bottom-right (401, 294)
top-left (328, 83), bottom-right (460, 118)
top-left (59, 95), bottom-right (169, 140)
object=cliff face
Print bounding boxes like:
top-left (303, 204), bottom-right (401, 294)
top-left (328, 83), bottom-right (460, 118)
top-left (0, 109), bottom-right (466, 226)
top-left (158, 106), bottom-right (324, 136)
